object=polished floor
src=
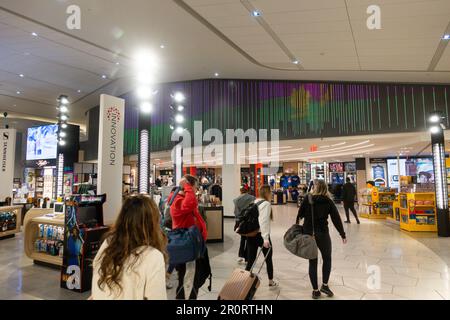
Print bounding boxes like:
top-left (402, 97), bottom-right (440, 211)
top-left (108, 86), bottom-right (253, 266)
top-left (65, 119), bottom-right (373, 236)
top-left (1, 204), bottom-right (450, 300)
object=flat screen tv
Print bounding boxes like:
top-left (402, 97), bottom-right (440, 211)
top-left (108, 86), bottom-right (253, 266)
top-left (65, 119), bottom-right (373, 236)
top-left (26, 125), bottom-right (58, 160)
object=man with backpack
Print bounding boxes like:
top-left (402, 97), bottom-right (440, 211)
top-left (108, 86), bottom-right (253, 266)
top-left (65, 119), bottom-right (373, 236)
top-left (233, 185), bottom-right (255, 264)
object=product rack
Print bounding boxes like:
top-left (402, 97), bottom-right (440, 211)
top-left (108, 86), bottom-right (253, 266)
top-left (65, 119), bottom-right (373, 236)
top-left (0, 206), bottom-right (22, 239)
top-left (399, 192), bottom-right (437, 232)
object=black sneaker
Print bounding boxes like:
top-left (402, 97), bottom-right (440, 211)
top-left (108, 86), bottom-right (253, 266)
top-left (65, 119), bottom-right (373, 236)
top-left (344, 221), bottom-right (351, 224)
top-left (357, 220), bottom-right (361, 224)
top-left (312, 290), bottom-right (321, 299)
top-left (320, 285), bottom-right (334, 297)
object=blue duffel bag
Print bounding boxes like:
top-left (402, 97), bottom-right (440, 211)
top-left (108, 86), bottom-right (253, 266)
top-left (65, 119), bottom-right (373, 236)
top-left (167, 225), bottom-right (205, 265)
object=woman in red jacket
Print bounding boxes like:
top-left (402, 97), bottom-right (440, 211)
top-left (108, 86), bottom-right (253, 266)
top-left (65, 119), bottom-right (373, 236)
top-left (169, 175), bottom-right (207, 299)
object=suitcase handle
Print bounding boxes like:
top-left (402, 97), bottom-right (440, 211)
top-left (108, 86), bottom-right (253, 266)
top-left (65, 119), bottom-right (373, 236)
top-left (250, 247), bottom-right (272, 275)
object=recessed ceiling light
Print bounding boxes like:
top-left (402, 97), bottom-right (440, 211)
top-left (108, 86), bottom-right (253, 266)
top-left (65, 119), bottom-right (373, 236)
top-left (31, 32), bottom-right (38, 37)
top-left (443, 34), bottom-right (450, 40)
top-left (19, 74), bottom-right (24, 78)
top-left (292, 59), bottom-right (300, 65)
top-left (77, 90), bottom-right (82, 93)
top-left (16, 91), bottom-right (21, 95)
top-left (115, 62), bottom-right (120, 65)
top-left (101, 75), bottom-right (107, 79)
top-left (252, 10), bottom-right (261, 17)
top-left (160, 44), bottom-right (165, 49)
top-left (214, 73), bottom-right (219, 77)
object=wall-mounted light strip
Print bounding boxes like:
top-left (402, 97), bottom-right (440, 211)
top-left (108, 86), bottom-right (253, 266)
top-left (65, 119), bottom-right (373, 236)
top-left (139, 130), bottom-right (149, 194)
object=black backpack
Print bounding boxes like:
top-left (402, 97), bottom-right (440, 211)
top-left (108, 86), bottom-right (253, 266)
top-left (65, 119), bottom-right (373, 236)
top-left (235, 200), bottom-right (265, 236)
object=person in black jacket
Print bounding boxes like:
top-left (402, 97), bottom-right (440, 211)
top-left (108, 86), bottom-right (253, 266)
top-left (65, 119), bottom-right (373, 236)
top-left (342, 178), bottom-right (360, 224)
top-left (297, 179), bottom-right (347, 299)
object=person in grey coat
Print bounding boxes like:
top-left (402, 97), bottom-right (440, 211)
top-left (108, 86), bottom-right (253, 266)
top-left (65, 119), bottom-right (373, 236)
top-left (233, 185), bottom-right (256, 264)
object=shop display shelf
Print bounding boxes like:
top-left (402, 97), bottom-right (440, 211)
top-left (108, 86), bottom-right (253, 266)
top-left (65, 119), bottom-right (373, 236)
top-left (30, 251), bottom-right (62, 266)
top-left (0, 206), bottom-right (23, 240)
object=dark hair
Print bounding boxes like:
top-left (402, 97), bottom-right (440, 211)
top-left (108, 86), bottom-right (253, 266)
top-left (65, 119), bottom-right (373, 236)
top-left (97, 195), bottom-right (168, 295)
top-left (184, 174), bottom-right (198, 187)
top-left (346, 177), bottom-right (351, 183)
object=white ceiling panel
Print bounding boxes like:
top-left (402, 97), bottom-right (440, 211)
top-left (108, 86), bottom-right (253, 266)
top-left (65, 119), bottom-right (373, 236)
top-left (250, 0), bottom-right (345, 12)
top-left (435, 45), bottom-right (450, 71)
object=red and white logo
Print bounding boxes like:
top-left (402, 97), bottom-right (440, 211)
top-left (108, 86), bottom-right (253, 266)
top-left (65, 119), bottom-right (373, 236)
top-left (107, 107), bottom-right (121, 121)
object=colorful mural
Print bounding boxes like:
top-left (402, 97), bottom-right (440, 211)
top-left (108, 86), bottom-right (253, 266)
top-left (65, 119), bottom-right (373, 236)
top-left (121, 79), bottom-right (450, 154)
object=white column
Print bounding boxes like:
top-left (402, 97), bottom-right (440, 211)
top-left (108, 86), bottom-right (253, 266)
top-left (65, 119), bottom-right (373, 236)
top-left (97, 94), bottom-right (125, 225)
top-left (222, 163), bottom-right (241, 218)
top-left (0, 129), bottom-right (16, 200)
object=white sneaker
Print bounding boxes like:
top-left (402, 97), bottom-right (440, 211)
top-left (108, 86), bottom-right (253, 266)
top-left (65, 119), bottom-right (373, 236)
top-left (237, 258), bottom-right (245, 264)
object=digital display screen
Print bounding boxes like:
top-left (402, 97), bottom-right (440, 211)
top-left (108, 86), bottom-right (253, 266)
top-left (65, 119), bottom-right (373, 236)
top-left (26, 125), bottom-right (58, 160)
top-left (54, 203), bottom-right (64, 213)
top-left (77, 206), bottom-right (98, 225)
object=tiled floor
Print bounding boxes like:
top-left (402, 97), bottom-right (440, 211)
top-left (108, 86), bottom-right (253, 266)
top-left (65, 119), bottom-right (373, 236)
top-left (1, 204), bottom-right (450, 300)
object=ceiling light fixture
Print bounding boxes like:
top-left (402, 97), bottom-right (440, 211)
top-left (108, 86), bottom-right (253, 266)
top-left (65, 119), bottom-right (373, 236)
top-left (77, 90), bottom-right (82, 93)
top-left (59, 140), bottom-right (66, 146)
top-left (60, 115), bottom-right (68, 121)
top-left (19, 74), bottom-right (24, 78)
top-left (59, 96), bottom-right (69, 105)
top-left (160, 44), bottom-right (165, 49)
top-left (252, 10), bottom-right (261, 17)
top-left (292, 59), bottom-right (300, 65)
top-left (61, 123), bottom-right (68, 129)
top-left (16, 91), bottom-right (21, 95)
top-left (60, 106), bottom-right (68, 113)
top-left (137, 86), bottom-right (153, 99)
top-left (173, 92), bottom-right (185, 103)
top-left (140, 101), bottom-right (153, 114)
top-left (175, 114), bottom-right (185, 124)
top-left (214, 73), bottom-right (219, 77)
top-left (175, 127), bottom-right (184, 134)
top-left (31, 32), bottom-right (38, 37)
top-left (443, 34), bottom-right (450, 40)
top-left (101, 75), bottom-right (107, 79)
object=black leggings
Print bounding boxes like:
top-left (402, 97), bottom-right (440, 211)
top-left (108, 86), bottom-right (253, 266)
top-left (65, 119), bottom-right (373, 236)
top-left (308, 232), bottom-right (332, 290)
top-left (245, 234), bottom-right (273, 280)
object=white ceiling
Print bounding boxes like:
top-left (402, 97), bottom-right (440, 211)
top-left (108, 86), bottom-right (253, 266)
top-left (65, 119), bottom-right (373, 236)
top-left (0, 0), bottom-right (449, 129)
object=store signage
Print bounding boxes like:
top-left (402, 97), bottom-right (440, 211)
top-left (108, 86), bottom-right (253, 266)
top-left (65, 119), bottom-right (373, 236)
top-left (98, 94), bottom-right (125, 225)
top-left (36, 160), bottom-right (49, 167)
top-left (310, 144), bottom-right (318, 152)
top-left (0, 129), bottom-right (16, 200)
top-left (370, 158), bottom-right (387, 164)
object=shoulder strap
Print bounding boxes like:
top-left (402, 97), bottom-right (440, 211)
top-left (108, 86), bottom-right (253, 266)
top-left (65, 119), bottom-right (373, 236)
top-left (256, 200), bottom-right (266, 207)
top-left (168, 188), bottom-right (180, 206)
top-left (308, 194), bottom-right (315, 236)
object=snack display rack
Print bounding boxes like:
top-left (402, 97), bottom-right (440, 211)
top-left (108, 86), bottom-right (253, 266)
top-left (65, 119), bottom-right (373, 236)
top-left (0, 206), bottom-right (22, 239)
top-left (399, 192), bottom-right (437, 232)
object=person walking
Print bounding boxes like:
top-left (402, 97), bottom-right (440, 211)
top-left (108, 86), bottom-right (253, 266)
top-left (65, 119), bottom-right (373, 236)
top-left (233, 184), bottom-right (255, 264)
top-left (342, 177), bottom-right (360, 224)
top-left (297, 179), bottom-right (347, 299)
top-left (91, 195), bottom-right (168, 300)
top-left (169, 175), bottom-right (207, 300)
top-left (245, 185), bottom-right (278, 288)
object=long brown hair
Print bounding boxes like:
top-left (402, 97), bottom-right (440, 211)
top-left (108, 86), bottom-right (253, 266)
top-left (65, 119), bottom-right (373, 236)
top-left (97, 194), bottom-right (168, 295)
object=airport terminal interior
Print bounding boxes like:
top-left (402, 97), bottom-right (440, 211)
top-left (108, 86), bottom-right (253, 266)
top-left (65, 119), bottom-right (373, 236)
top-left (1, 0), bottom-right (450, 300)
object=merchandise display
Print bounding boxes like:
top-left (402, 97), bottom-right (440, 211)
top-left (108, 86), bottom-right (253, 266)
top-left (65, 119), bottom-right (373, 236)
top-left (0, 206), bottom-right (22, 239)
top-left (23, 208), bottom-right (63, 266)
top-left (359, 187), bottom-right (396, 219)
top-left (399, 192), bottom-right (437, 232)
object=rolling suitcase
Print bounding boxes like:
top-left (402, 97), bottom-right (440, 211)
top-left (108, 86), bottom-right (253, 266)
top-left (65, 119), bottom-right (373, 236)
top-left (218, 248), bottom-right (271, 300)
